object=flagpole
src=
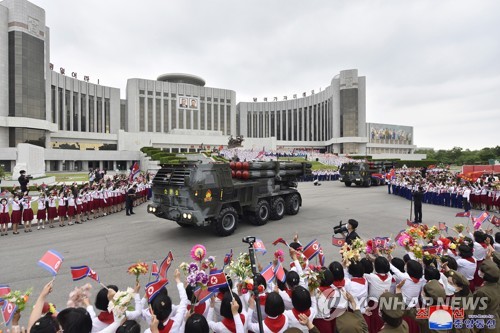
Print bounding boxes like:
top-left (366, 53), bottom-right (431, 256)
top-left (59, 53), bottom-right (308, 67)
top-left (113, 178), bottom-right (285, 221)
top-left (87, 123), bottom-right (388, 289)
top-left (99, 282), bottom-right (109, 291)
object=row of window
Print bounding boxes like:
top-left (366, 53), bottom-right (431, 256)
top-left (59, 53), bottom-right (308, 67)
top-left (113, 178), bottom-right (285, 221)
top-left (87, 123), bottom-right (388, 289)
top-left (246, 101), bottom-right (331, 141)
top-left (138, 90), bottom-right (231, 104)
top-left (51, 85), bottom-right (111, 133)
top-left (138, 97), bottom-right (231, 134)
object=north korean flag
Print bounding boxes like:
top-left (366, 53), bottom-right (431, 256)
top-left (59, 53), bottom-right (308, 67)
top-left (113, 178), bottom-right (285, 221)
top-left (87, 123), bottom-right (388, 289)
top-left (145, 278), bottom-right (168, 303)
top-left (260, 263), bottom-right (275, 285)
top-left (208, 269), bottom-right (228, 293)
top-left (332, 236), bottom-right (346, 247)
top-left (318, 247), bottom-right (325, 266)
top-left (438, 222), bottom-right (448, 232)
top-left (455, 211), bottom-right (471, 218)
top-left (2, 301), bottom-right (17, 326)
top-left (223, 249), bottom-right (233, 267)
top-left (0, 285), bottom-right (10, 298)
top-left (423, 245), bottom-right (440, 255)
top-left (254, 239), bottom-right (267, 255)
top-left (394, 229), bottom-right (406, 242)
top-left (151, 261), bottom-right (159, 277)
top-left (70, 266), bottom-right (90, 281)
top-left (373, 237), bottom-right (390, 248)
top-left (38, 250), bottom-right (64, 276)
top-left (194, 287), bottom-right (213, 304)
top-left (158, 251), bottom-right (174, 280)
top-left (272, 238), bottom-right (289, 247)
top-left (87, 268), bottom-right (100, 282)
top-left (473, 211), bottom-right (490, 230)
top-left (302, 239), bottom-right (320, 260)
top-left (491, 215), bottom-right (500, 227)
top-left (273, 262), bottom-right (286, 283)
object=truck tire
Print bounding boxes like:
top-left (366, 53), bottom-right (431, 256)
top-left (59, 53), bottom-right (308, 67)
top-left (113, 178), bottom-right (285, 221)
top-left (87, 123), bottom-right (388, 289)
top-left (248, 200), bottom-right (270, 226)
top-left (213, 207), bottom-right (238, 236)
top-left (344, 181), bottom-right (352, 187)
top-left (285, 193), bottom-right (300, 215)
top-left (364, 179), bottom-right (371, 187)
top-left (270, 197), bottom-right (285, 220)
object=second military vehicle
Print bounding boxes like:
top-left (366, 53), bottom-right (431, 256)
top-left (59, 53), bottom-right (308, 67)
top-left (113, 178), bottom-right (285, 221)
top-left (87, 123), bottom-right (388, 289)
top-left (339, 161), bottom-right (396, 187)
top-left (147, 160), bottom-right (311, 236)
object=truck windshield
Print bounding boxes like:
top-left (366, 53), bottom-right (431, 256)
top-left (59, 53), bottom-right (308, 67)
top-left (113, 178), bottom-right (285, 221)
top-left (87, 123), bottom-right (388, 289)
top-left (341, 164), bottom-right (360, 171)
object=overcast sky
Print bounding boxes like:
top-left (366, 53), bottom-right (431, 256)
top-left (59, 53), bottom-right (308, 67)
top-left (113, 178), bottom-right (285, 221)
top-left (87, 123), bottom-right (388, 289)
top-left (33, 0), bottom-right (499, 151)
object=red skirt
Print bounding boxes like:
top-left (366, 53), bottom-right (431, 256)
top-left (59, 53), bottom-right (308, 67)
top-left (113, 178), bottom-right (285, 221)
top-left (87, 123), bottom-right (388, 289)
top-left (313, 318), bottom-right (333, 333)
top-left (67, 206), bottom-right (76, 217)
top-left (77, 204), bottom-right (83, 214)
top-left (403, 315), bottom-right (419, 333)
top-left (11, 210), bottom-right (21, 224)
top-left (0, 212), bottom-right (10, 224)
top-left (365, 302), bottom-right (384, 333)
top-left (480, 195), bottom-right (488, 205)
top-left (37, 209), bottom-right (46, 220)
top-left (469, 280), bottom-right (475, 293)
top-left (48, 207), bottom-right (57, 219)
top-left (58, 206), bottom-right (66, 217)
top-left (23, 208), bottom-right (34, 222)
top-left (82, 202), bottom-right (88, 213)
top-left (473, 259), bottom-right (484, 288)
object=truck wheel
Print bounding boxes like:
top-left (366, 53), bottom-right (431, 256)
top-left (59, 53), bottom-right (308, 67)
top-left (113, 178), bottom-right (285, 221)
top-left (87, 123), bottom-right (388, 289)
top-left (270, 197), bottom-right (285, 220)
top-left (344, 182), bottom-right (352, 187)
top-left (249, 200), bottom-right (270, 226)
top-left (364, 179), bottom-right (371, 187)
top-left (213, 207), bottom-right (238, 236)
top-left (285, 193), bottom-right (300, 215)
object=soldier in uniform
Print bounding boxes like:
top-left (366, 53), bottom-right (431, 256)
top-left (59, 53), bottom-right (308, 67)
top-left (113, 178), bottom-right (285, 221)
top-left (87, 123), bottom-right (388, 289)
top-left (406, 280), bottom-right (447, 333)
top-left (412, 187), bottom-right (424, 223)
top-left (473, 260), bottom-right (499, 333)
top-left (378, 291), bottom-right (408, 333)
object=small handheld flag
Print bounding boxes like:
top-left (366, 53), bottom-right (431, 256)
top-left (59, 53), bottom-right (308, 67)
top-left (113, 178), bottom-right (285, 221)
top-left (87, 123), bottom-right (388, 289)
top-left (373, 237), bottom-right (390, 248)
top-left (491, 215), bottom-right (500, 227)
top-left (438, 222), bottom-right (448, 233)
top-left (38, 250), bottom-right (64, 276)
top-left (2, 301), bottom-right (17, 326)
top-left (145, 279), bottom-right (168, 303)
top-left (254, 239), bottom-right (267, 255)
top-left (87, 268), bottom-right (100, 282)
top-left (302, 239), bottom-right (320, 260)
top-left (260, 263), bottom-right (275, 284)
top-left (318, 247), bottom-right (325, 267)
top-left (272, 238), bottom-right (289, 247)
top-left (194, 287), bottom-right (213, 304)
top-left (473, 212), bottom-right (490, 230)
top-left (455, 211), bottom-right (471, 218)
top-left (207, 269), bottom-right (229, 293)
top-left (422, 245), bottom-right (440, 255)
top-left (151, 261), bottom-right (159, 277)
top-left (223, 249), bottom-right (233, 267)
top-left (158, 251), bottom-right (174, 280)
top-left (274, 262), bottom-right (286, 283)
top-left (71, 266), bottom-right (90, 281)
top-left (332, 236), bottom-right (346, 247)
top-left (394, 230), bottom-right (406, 242)
top-left (0, 285), bottom-right (10, 298)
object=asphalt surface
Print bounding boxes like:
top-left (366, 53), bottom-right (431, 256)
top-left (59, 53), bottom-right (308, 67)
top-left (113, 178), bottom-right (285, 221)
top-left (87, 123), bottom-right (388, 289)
top-left (0, 181), bottom-right (487, 326)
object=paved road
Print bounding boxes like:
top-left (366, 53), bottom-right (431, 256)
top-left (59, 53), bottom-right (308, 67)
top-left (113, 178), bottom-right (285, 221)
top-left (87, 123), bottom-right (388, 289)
top-left (0, 181), bottom-right (483, 326)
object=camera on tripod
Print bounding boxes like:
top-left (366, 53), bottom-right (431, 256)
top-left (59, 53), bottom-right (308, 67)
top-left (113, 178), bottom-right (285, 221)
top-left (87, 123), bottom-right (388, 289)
top-left (242, 236), bottom-right (256, 245)
top-left (333, 221), bottom-right (348, 234)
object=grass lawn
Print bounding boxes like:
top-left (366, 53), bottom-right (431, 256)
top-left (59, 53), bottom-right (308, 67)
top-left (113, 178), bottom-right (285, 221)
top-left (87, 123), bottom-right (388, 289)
top-left (276, 157), bottom-right (338, 170)
top-left (46, 173), bottom-right (89, 183)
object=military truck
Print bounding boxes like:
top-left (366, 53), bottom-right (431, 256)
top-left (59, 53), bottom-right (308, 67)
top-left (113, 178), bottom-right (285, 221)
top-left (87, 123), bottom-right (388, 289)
top-left (339, 161), bottom-right (396, 187)
top-left (147, 160), bottom-right (311, 236)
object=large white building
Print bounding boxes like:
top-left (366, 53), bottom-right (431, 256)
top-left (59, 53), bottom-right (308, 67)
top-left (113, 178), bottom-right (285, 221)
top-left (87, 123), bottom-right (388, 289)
top-left (0, 0), bottom-right (419, 173)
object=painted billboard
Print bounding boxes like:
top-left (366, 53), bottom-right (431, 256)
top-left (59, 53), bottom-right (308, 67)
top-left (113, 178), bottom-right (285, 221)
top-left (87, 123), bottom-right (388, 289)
top-left (368, 123), bottom-right (413, 144)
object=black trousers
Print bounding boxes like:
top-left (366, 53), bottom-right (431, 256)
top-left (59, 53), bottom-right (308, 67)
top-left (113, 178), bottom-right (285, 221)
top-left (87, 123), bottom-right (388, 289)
top-left (126, 199), bottom-right (134, 214)
top-left (414, 203), bottom-right (422, 222)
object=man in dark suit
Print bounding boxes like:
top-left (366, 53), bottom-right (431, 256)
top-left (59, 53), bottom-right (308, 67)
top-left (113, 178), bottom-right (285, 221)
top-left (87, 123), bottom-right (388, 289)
top-left (126, 184), bottom-right (137, 216)
top-left (413, 186), bottom-right (424, 223)
top-left (345, 219), bottom-right (360, 245)
top-left (18, 170), bottom-right (30, 193)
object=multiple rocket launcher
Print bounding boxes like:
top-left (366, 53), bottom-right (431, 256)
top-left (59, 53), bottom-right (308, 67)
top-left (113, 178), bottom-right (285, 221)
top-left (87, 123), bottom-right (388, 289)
top-left (229, 161), bottom-right (312, 180)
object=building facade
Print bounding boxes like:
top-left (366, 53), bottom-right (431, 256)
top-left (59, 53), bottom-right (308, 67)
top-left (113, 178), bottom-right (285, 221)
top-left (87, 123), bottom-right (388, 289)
top-left (0, 0), bottom-right (419, 174)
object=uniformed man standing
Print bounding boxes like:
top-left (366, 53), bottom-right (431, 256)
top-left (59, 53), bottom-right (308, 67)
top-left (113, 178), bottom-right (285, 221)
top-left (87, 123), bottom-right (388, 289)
top-left (473, 260), bottom-right (499, 333)
top-left (18, 170), bottom-right (30, 194)
top-left (413, 186), bottom-right (424, 223)
top-left (126, 184), bottom-right (137, 216)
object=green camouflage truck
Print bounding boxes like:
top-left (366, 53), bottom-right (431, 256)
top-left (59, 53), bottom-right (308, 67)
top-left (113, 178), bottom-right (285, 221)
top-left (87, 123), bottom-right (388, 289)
top-left (147, 160), bottom-right (311, 236)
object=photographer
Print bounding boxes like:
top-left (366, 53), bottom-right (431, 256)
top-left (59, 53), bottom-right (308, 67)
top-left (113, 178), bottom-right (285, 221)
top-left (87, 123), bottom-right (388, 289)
top-left (18, 170), bottom-right (32, 193)
top-left (334, 219), bottom-right (360, 245)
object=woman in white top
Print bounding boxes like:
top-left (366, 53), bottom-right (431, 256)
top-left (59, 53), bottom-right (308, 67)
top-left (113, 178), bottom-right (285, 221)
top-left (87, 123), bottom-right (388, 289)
top-left (36, 193), bottom-right (48, 230)
top-left (20, 194), bottom-right (34, 232)
top-left (208, 292), bottom-right (250, 333)
top-left (446, 244), bottom-right (477, 292)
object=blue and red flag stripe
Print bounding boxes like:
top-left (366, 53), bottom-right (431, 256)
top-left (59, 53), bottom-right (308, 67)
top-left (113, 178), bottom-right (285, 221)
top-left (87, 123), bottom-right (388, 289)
top-left (302, 239), bottom-right (320, 260)
top-left (70, 266), bottom-right (90, 281)
top-left (38, 250), bottom-right (64, 276)
top-left (260, 263), bottom-right (275, 284)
